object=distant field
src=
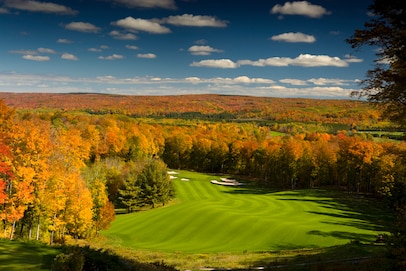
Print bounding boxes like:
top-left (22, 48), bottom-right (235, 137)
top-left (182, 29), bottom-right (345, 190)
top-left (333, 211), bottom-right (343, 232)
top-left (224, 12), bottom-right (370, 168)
top-left (103, 171), bottom-right (391, 253)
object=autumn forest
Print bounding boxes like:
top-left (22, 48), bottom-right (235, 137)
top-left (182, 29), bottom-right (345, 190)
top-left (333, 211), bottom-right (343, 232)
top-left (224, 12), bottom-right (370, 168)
top-left (0, 93), bottom-right (405, 247)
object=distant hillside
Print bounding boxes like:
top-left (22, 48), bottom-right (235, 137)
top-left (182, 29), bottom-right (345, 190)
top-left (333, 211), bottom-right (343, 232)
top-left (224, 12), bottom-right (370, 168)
top-left (0, 92), bottom-right (379, 125)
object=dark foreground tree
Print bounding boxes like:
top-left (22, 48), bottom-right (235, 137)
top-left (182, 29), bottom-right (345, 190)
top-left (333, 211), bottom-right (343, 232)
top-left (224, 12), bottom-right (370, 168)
top-left (347, 2), bottom-right (406, 269)
top-left (346, 0), bottom-right (406, 126)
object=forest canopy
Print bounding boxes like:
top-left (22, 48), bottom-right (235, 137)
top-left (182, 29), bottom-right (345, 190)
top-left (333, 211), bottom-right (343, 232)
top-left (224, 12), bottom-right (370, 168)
top-left (0, 94), bottom-right (405, 247)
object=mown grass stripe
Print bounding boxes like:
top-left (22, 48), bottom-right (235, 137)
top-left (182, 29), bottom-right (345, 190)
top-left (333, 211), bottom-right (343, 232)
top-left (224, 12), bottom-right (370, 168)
top-left (103, 171), bottom-right (391, 253)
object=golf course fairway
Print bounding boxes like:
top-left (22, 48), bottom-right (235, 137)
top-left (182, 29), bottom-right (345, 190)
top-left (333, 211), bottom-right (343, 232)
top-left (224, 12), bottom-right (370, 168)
top-left (103, 171), bottom-right (389, 253)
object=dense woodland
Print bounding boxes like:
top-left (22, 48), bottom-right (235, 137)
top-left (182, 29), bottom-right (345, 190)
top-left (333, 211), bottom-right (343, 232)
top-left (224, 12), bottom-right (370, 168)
top-left (0, 92), bottom-right (384, 127)
top-left (0, 94), bottom-right (405, 245)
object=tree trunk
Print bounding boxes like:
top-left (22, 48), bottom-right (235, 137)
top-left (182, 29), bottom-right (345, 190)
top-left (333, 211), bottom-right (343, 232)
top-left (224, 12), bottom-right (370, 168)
top-left (36, 216), bottom-right (41, 240)
top-left (9, 220), bottom-right (16, 240)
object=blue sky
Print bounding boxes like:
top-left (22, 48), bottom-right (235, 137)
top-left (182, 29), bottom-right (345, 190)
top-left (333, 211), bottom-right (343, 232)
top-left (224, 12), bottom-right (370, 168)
top-left (0, 0), bottom-right (375, 98)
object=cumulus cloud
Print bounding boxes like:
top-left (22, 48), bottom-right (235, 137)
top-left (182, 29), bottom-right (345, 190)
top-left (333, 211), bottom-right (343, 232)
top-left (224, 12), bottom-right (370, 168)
top-left (38, 47), bottom-right (56, 54)
top-left (0, 7), bottom-right (10, 14)
top-left (126, 45), bottom-right (140, 50)
top-left (112, 17), bottom-right (171, 34)
top-left (188, 45), bottom-right (223, 55)
top-left (270, 32), bottom-right (316, 43)
top-left (137, 53), bottom-right (157, 59)
top-left (279, 79), bottom-right (308, 86)
top-left (61, 53), bottom-right (78, 61)
top-left (0, 72), bottom-right (359, 99)
top-left (190, 59), bottom-right (239, 69)
top-left (89, 48), bottom-right (102, 52)
top-left (163, 14), bottom-right (228, 27)
top-left (344, 54), bottom-right (363, 63)
top-left (307, 78), bottom-right (350, 85)
top-left (233, 76), bottom-right (274, 84)
top-left (10, 47), bottom-right (56, 55)
top-left (184, 76), bottom-right (274, 84)
top-left (57, 38), bottom-right (73, 44)
top-left (10, 49), bottom-right (39, 55)
top-left (98, 54), bottom-right (124, 60)
top-left (113, 0), bottom-right (176, 9)
top-left (4, 0), bottom-right (77, 15)
top-left (238, 54), bottom-right (349, 67)
top-left (22, 54), bottom-right (50, 61)
top-left (191, 54), bottom-right (349, 69)
top-left (65, 22), bottom-right (101, 33)
top-left (109, 30), bottom-right (137, 40)
top-left (271, 1), bottom-right (330, 18)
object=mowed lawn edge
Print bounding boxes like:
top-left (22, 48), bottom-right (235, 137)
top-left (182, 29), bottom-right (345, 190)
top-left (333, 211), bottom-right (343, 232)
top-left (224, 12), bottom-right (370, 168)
top-left (103, 171), bottom-right (391, 253)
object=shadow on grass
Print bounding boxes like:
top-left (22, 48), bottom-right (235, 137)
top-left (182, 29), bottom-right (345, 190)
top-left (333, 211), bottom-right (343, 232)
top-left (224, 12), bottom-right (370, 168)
top-left (0, 239), bottom-right (61, 270)
top-left (222, 186), bottom-right (394, 248)
top-left (307, 230), bottom-right (375, 243)
top-left (246, 243), bottom-right (391, 271)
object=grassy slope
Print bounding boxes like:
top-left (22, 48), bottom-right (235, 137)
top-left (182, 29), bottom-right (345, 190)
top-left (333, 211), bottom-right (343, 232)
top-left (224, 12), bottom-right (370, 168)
top-left (103, 171), bottom-right (391, 253)
top-left (0, 239), bottom-right (61, 271)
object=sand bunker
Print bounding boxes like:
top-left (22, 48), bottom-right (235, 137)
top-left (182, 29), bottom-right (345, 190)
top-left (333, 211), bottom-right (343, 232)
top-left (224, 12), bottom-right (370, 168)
top-left (211, 178), bottom-right (243, 186)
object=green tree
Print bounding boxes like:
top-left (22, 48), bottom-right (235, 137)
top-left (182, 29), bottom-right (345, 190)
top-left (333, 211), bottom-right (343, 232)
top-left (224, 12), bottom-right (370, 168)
top-left (118, 163), bottom-right (142, 213)
top-left (137, 159), bottom-right (173, 208)
top-left (346, 0), bottom-right (406, 126)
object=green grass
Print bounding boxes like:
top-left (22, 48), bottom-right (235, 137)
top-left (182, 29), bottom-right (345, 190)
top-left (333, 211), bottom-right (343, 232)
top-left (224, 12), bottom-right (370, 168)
top-left (0, 239), bottom-right (61, 271)
top-left (103, 171), bottom-right (392, 254)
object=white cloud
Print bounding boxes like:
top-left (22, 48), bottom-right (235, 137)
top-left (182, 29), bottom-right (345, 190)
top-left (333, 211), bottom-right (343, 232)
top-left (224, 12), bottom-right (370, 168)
top-left (185, 77), bottom-right (201, 83)
top-left (271, 1), bottom-right (330, 18)
top-left (61, 53), bottom-right (78, 61)
top-left (22, 54), bottom-right (50, 61)
top-left (307, 78), bottom-right (350, 85)
top-left (109, 30), bottom-right (138, 40)
top-left (98, 54), bottom-right (124, 60)
top-left (4, 0), bottom-right (77, 15)
top-left (10, 48), bottom-right (56, 55)
top-left (9, 49), bottom-right (38, 55)
top-left (65, 22), bottom-right (101, 33)
top-left (184, 76), bottom-right (274, 85)
top-left (57, 38), bottom-right (73, 44)
top-left (190, 59), bottom-right (239, 69)
top-left (188, 45), bottom-right (223, 55)
top-left (112, 16), bottom-right (171, 34)
top-left (271, 32), bottom-right (316, 43)
top-left (38, 47), bottom-right (56, 54)
top-left (163, 14), bottom-right (228, 27)
top-left (344, 54), bottom-right (363, 63)
top-left (126, 45), bottom-right (140, 50)
top-left (233, 76), bottom-right (274, 84)
top-left (238, 57), bottom-right (291, 67)
top-left (137, 53), bottom-right (157, 59)
top-left (279, 79), bottom-right (308, 85)
top-left (238, 54), bottom-right (349, 67)
top-left (113, 0), bottom-right (176, 9)
top-left (89, 48), bottom-right (102, 52)
top-left (292, 54), bottom-right (348, 67)
top-left (0, 7), bottom-right (10, 14)
top-left (0, 72), bottom-right (360, 99)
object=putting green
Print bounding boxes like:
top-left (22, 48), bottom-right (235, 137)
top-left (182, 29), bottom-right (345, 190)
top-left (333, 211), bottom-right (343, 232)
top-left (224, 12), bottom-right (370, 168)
top-left (103, 171), bottom-right (388, 253)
